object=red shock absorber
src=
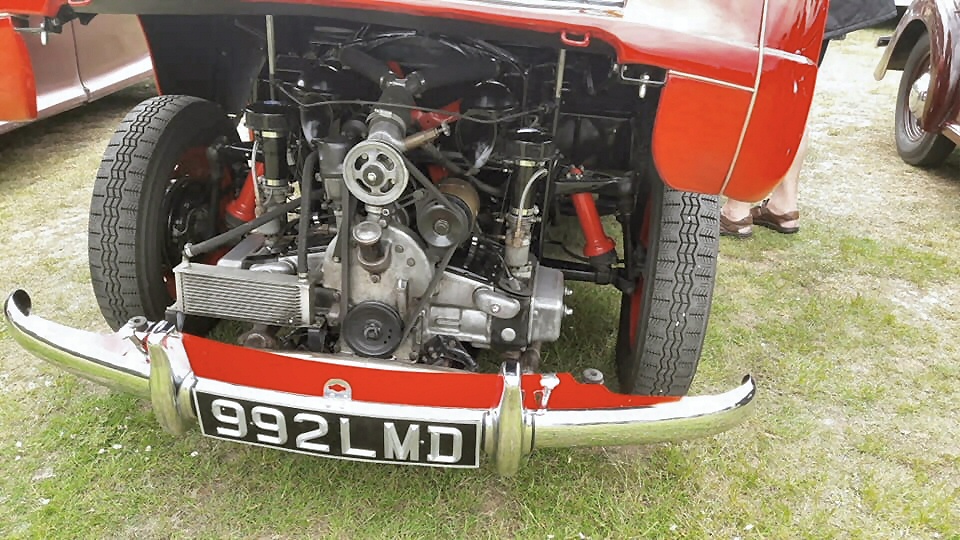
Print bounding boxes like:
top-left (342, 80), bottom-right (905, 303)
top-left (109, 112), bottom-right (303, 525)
top-left (571, 191), bottom-right (617, 266)
top-left (225, 163), bottom-right (262, 226)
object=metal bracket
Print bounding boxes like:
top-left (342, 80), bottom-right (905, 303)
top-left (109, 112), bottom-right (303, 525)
top-left (618, 65), bottom-right (665, 98)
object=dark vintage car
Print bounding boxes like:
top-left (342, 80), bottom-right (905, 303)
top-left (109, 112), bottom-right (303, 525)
top-left (0, 13), bottom-right (151, 134)
top-left (1, 0), bottom-right (830, 474)
top-left (876, 0), bottom-right (960, 166)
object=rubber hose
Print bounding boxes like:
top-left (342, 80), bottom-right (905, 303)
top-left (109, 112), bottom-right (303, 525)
top-left (339, 47), bottom-right (393, 87)
top-left (407, 56), bottom-right (499, 95)
top-left (422, 144), bottom-right (504, 197)
top-left (298, 150), bottom-right (320, 279)
top-left (184, 197), bottom-right (302, 258)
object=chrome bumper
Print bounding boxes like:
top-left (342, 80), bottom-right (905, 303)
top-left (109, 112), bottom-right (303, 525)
top-left (4, 289), bottom-right (756, 476)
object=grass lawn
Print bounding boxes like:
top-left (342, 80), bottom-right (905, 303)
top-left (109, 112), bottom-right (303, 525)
top-left (1, 27), bottom-right (958, 538)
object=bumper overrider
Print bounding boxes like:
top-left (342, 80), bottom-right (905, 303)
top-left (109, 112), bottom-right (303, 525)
top-left (4, 290), bottom-right (756, 475)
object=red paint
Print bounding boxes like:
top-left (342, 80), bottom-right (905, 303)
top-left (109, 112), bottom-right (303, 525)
top-left (570, 192), bottom-right (615, 258)
top-left (0, 18), bottom-right (38, 121)
top-left (724, 51), bottom-right (819, 201)
top-left (0, 0), bottom-right (61, 16)
top-left (427, 164), bottom-right (449, 183)
top-left (0, 0), bottom-right (830, 93)
top-left (765, 0), bottom-right (829, 64)
top-left (185, 335), bottom-right (505, 408)
top-left (412, 100), bottom-right (461, 131)
top-left (182, 334), bottom-right (678, 410)
top-left (560, 31), bottom-right (590, 48)
top-left (386, 60), bottom-right (404, 77)
top-left (651, 74), bottom-right (752, 195)
top-left (231, 0), bottom-right (763, 88)
top-left (519, 372), bottom-right (680, 410)
top-left (226, 165), bottom-right (260, 224)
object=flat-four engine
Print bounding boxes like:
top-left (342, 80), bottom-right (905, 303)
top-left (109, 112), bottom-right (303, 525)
top-left (167, 23), bottom-right (658, 369)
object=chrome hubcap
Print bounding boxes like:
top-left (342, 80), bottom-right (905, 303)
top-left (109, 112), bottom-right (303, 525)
top-left (909, 71), bottom-right (931, 118)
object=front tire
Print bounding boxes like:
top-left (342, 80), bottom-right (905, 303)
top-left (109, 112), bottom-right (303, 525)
top-left (895, 37), bottom-right (955, 167)
top-left (89, 95), bottom-right (237, 330)
top-left (615, 178), bottom-right (719, 396)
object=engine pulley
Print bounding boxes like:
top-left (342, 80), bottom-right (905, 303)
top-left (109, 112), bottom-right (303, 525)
top-left (417, 178), bottom-right (479, 248)
top-left (342, 140), bottom-right (409, 205)
top-left (341, 301), bottom-right (404, 357)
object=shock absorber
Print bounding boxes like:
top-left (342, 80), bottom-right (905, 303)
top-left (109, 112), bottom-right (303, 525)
top-left (503, 128), bottom-right (554, 280)
top-left (245, 101), bottom-right (293, 235)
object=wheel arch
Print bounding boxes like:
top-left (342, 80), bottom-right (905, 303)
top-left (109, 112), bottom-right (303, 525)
top-left (876, 0), bottom-right (960, 133)
top-left (139, 15), bottom-right (265, 118)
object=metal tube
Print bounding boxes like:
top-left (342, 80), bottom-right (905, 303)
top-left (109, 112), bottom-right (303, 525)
top-left (249, 139), bottom-right (262, 216)
top-left (551, 48), bottom-right (567, 136)
top-left (265, 15), bottom-right (277, 101)
top-left (184, 197), bottom-right (301, 258)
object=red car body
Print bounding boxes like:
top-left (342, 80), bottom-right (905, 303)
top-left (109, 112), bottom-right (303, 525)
top-left (1, 0), bottom-right (828, 474)
top-left (2, 0), bottom-right (826, 201)
top-left (0, 13), bottom-right (151, 134)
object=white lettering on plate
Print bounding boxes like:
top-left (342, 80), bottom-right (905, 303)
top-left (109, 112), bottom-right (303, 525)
top-left (428, 426), bottom-right (463, 464)
top-left (340, 418), bottom-right (377, 458)
top-left (383, 422), bottom-right (420, 461)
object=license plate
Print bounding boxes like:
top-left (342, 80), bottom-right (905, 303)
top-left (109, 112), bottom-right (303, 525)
top-left (194, 388), bottom-right (482, 468)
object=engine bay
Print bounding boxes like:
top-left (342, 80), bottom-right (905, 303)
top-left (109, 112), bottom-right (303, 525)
top-left (167, 20), bottom-right (665, 371)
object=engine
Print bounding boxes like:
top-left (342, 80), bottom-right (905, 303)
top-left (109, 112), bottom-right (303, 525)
top-left (169, 22), bottom-right (662, 370)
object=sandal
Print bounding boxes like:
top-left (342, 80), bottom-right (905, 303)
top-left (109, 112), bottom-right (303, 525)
top-left (720, 213), bottom-right (753, 239)
top-left (750, 200), bottom-right (800, 234)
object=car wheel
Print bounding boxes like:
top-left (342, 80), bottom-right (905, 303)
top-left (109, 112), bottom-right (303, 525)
top-left (895, 37), bottom-right (955, 167)
top-left (88, 95), bottom-right (238, 331)
top-left (614, 177), bottom-right (719, 396)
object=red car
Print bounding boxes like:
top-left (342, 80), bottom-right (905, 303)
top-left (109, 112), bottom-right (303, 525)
top-left (2, 0), bottom-right (828, 474)
top-left (876, 0), bottom-right (960, 166)
top-left (0, 13), bottom-right (151, 134)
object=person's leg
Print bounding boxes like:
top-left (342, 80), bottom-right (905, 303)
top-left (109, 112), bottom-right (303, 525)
top-left (759, 126), bottom-right (808, 230)
top-left (720, 198), bottom-right (754, 237)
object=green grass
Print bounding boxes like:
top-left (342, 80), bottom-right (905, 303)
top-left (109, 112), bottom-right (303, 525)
top-left (2, 29), bottom-right (960, 538)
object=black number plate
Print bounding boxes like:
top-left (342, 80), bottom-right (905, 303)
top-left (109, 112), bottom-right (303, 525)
top-left (194, 390), bottom-right (481, 468)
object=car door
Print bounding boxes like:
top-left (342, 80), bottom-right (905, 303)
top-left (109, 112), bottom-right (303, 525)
top-left (19, 15), bottom-right (87, 119)
top-left (71, 14), bottom-right (152, 101)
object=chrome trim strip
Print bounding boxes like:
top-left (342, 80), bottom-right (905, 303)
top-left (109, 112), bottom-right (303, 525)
top-left (667, 71), bottom-right (754, 93)
top-left (458, 0), bottom-right (624, 10)
top-left (3, 289), bottom-right (757, 476)
top-left (719, 0), bottom-right (769, 194)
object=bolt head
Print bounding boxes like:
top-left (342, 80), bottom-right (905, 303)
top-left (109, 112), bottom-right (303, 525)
top-left (500, 327), bottom-right (517, 342)
top-left (433, 219), bottom-right (451, 235)
top-left (363, 322), bottom-right (382, 340)
top-left (370, 274), bottom-right (381, 283)
top-left (491, 304), bottom-right (501, 313)
top-left (563, 305), bottom-right (574, 316)
top-left (582, 368), bottom-right (604, 384)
